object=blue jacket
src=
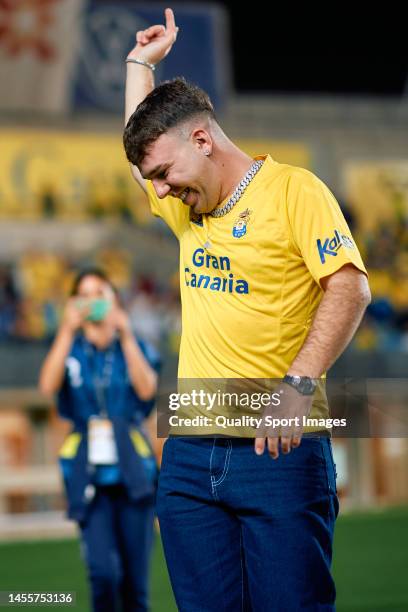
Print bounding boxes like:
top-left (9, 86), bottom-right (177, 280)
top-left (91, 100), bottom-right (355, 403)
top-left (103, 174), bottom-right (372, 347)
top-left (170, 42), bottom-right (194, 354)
top-left (57, 333), bottom-right (161, 522)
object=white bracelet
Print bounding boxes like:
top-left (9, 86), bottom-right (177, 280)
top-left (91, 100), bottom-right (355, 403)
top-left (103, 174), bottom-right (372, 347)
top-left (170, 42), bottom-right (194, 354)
top-left (125, 57), bottom-right (155, 72)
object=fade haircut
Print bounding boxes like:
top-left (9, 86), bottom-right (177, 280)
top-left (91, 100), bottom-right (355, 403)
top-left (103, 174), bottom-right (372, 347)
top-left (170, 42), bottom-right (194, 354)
top-left (123, 77), bottom-right (216, 167)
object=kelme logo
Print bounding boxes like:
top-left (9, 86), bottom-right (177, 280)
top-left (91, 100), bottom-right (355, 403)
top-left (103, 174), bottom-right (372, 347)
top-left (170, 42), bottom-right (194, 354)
top-left (317, 229), bottom-right (355, 264)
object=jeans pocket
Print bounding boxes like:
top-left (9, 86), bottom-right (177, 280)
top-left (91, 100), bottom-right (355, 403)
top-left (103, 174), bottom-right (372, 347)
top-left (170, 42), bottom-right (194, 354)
top-left (326, 439), bottom-right (338, 495)
top-left (315, 439), bottom-right (339, 523)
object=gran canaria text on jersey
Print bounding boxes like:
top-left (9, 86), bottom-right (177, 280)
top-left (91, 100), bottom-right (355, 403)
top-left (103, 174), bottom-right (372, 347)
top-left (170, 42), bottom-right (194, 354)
top-left (184, 248), bottom-right (249, 294)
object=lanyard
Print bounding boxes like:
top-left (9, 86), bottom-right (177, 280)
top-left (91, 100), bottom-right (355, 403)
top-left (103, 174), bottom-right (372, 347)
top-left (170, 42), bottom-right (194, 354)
top-left (82, 336), bottom-right (116, 418)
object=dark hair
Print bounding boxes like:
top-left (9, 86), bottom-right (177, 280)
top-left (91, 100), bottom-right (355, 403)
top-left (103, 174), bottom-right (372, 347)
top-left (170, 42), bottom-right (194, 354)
top-left (70, 268), bottom-right (119, 301)
top-left (123, 77), bottom-right (216, 167)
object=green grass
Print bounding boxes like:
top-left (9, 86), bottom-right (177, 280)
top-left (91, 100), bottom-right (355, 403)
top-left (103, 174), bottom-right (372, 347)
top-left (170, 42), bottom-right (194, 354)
top-left (0, 536), bottom-right (176, 611)
top-left (332, 506), bottom-right (408, 611)
top-left (0, 507), bottom-right (407, 611)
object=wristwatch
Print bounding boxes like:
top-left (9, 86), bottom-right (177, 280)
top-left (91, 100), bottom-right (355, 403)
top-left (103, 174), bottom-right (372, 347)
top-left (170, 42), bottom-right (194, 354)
top-left (282, 375), bottom-right (317, 396)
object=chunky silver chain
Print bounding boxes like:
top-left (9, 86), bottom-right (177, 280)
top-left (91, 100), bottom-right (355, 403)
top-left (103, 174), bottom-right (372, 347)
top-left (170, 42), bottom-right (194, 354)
top-left (210, 159), bottom-right (264, 218)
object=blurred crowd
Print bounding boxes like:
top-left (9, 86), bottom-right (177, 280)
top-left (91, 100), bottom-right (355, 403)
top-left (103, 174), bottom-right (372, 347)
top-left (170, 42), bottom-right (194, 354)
top-left (0, 207), bottom-right (406, 353)
top-left (0, 247), bottom-right (181, 355)
top-left (348, 205), bottom-right (408, 352)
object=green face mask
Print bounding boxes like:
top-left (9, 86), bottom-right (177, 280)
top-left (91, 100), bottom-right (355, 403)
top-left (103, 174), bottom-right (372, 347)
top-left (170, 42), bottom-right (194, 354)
top-left (85, 298), bottom-right (112, 322)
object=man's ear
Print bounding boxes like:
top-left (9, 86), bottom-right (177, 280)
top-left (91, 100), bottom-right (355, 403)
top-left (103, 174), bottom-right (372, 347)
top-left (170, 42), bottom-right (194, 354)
top-left (191, 128), bottom-right (213, 155)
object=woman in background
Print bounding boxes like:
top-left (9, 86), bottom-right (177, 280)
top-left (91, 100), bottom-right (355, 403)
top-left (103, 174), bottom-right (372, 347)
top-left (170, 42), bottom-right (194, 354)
top-left (39, 268), bottom-right (160, 612)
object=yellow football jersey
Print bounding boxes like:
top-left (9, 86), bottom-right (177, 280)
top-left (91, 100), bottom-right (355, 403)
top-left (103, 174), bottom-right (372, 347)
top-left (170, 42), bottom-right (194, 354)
top-left (146, 155), bottom-right (367, 432)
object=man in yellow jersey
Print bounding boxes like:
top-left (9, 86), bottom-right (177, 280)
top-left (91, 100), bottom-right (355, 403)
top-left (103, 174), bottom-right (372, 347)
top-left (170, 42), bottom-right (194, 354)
top-left (123, 8), bottom-right (371, 611)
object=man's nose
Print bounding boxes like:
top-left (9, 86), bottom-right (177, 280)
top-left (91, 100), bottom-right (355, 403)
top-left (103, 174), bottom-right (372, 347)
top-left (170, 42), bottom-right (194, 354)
top-left (152, 179), bottom-right (171, 199)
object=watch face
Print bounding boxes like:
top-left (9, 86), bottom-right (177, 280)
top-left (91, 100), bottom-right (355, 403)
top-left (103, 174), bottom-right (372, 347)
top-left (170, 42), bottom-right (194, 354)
top-left (299, 377), bottom-right (315, 395)
top-left (283, 375), bottom-right (316, 395)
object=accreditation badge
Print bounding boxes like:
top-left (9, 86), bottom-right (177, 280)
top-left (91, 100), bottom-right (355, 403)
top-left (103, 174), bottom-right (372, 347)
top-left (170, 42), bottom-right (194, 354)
top-left (88, 416), bottom-right (118, 465)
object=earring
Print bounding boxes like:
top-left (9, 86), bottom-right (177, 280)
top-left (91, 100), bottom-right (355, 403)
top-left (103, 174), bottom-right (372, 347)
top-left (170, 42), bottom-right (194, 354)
top-left (204, 149), bottom-right (210, 156)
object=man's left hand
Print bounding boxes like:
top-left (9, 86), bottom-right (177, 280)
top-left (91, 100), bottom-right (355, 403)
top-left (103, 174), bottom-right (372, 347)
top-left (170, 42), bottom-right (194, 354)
top-left (254, 382), bottom-right (314, 459)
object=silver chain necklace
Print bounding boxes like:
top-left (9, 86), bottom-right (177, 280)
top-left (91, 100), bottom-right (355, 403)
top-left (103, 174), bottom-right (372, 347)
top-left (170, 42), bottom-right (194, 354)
top-left (210, 159), bottom-right (264, 218)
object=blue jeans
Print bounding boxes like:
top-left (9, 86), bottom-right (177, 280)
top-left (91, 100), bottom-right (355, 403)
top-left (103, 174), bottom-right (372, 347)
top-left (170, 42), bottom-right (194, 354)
top-left (80, 484), bottom-right (155, 612)
top-left (157, 437), bottom-right (339, 612)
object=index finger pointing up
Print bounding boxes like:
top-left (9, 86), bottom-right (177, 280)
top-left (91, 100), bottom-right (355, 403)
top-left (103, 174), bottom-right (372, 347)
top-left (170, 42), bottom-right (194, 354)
top-left (165, 7), bottom-right (177, 32)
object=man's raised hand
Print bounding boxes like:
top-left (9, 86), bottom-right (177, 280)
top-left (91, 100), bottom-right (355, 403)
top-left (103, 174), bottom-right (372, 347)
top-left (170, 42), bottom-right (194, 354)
top-left (127, 7), bottom-right (178, 65)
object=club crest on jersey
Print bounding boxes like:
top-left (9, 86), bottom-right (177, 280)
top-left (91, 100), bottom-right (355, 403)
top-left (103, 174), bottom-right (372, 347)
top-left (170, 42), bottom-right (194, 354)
top-left (232, 208), bottom-right (252, 238)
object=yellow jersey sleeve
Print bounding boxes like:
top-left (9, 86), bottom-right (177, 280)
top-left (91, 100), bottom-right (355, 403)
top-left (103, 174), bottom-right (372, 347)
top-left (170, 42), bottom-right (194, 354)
top-left (146, 180), bottom-right (189, 239)
top-left (286, 168), bottom-right (367, 286)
